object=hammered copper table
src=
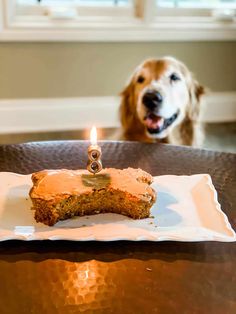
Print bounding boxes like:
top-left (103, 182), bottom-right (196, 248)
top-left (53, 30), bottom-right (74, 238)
top-left (0, 141), bottom-right (235, 314)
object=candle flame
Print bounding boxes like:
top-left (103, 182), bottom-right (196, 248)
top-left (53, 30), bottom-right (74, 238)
top-left (90, 126), bottom-right (97, 146)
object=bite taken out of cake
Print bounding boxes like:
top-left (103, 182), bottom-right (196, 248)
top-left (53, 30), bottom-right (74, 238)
top-left (29, 167), bottom-right (156, 226)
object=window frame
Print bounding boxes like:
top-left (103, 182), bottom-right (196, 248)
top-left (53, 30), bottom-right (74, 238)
top-left (0, 0), bottom-right (235, 41)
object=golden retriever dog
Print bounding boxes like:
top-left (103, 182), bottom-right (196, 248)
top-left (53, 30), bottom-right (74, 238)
top-left (120, 57), bottom-right (205, 146)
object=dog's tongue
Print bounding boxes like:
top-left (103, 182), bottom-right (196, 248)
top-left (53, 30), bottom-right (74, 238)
top-left (145, 114), bottom-right (164, 130)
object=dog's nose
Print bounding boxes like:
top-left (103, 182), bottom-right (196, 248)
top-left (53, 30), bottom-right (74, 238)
top-left (142, 91), bottom-right (163, 110)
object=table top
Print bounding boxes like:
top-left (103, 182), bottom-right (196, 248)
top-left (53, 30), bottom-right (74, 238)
top-left (0, 141), bottom-right (235, 314)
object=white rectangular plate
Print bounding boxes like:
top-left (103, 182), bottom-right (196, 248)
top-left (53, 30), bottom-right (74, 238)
top-left (0, 172), bottom-right (235, 242)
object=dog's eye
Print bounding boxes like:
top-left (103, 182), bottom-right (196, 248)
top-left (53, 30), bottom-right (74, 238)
top-left (170, 73), bottom-right (180, 82)
top-left (137, 75), bottom-right (145, 83)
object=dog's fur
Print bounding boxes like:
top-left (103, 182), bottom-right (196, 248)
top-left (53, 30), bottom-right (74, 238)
top-left (120, 57), bottom-right (205, 146)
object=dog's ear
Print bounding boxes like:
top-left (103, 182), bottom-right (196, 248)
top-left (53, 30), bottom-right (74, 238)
top-left (195, 83), bottom-right (205, 102)
top-left (188, 79), bottom-right (205, 120)
top-left (120, 78), bottom-right (136, 132)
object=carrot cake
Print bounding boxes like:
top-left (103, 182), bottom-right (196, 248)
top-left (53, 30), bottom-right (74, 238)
top-left (29, 167), bottom-right (156, 226)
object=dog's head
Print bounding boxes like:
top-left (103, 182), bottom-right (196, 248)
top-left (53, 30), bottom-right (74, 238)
top-left (120, 57), bottom-right (204, 140)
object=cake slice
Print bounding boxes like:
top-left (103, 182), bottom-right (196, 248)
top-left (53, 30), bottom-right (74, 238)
top-left (29, 168), bottom-right (156, 226)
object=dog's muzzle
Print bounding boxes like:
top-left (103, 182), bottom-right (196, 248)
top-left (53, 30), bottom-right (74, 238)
top-left (142, 90), bottom-right (179, 135)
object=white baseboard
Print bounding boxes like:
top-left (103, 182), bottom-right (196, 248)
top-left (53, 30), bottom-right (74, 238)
top-left (0, 92), bottom-right (235, 134)
top-left (199, 92), bottom-right (236, 123)
top-left (0, 96), bottom-right (120, 134)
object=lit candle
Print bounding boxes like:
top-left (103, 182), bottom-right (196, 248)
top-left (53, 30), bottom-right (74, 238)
top-left (87, 126), bottom-right (102, 174)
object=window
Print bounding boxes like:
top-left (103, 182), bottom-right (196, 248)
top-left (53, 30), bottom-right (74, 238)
top-left (0, 0), bottom-right (236, 41)
top-left (157, 0), bottom-right (236, 9)
top-left (15, 0), bottom-right (132, 18)
top-left (154, 0), bottom-right (236, 40)
top-left (156, 0), bottom-right (236, 18)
